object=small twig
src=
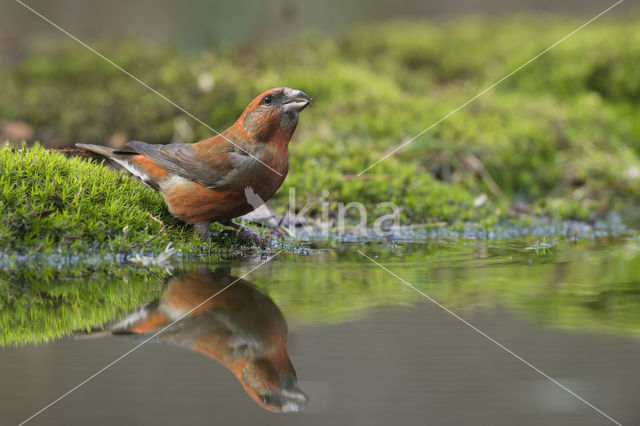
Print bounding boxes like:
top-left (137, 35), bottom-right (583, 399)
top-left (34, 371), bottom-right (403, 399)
top-left (71, 185), bottom-right (84, 205)
top-left (117, 212), bottom-right (166, 256)
top-left (457, 152), bottom-right (507, 203)
top-left (342, 173), bottom-right (392, 180)
top-left (277, 202), bottom-right (290, 227)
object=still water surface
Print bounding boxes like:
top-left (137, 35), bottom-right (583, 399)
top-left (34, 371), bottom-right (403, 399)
top-left (1, 240), bottom-right (640, 425)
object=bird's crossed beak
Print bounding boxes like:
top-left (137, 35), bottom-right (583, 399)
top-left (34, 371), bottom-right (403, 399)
top-left (282, 89), bottom-right (312, 112)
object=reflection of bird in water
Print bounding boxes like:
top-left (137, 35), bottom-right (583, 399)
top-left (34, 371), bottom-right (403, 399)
top-left (79, 267), bottom-right (307, 412)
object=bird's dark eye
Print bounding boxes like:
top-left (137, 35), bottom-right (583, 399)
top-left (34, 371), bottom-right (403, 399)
top-left (263, 95), bottom-right (272, 105)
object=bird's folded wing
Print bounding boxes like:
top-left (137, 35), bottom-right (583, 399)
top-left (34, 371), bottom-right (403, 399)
top-left (127, 140), bottom-right (232, 189)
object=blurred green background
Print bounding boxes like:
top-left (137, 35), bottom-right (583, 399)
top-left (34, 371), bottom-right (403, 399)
top-left (1, 0), bottom-right (639, 227)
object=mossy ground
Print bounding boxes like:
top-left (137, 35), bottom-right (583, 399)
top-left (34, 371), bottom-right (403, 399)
top-left (3, 16), bottom-right (639, 234)
top-left (0, 144), bottom-right (283, 257)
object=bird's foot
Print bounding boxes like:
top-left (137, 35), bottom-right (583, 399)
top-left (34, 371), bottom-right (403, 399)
top-left (194, 222), bottom-right (213, 242)
top-left (222, 221), bottom-right (270, 248)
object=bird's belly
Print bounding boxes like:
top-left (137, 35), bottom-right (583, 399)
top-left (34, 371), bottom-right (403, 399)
top-left (161, 174), bottom-right (284, 224)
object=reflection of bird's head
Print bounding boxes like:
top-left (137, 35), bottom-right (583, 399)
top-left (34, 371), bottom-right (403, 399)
top-left (239, 87), bottom-right (312, 142)
top-left (239, 355), bottom-right (309, 413)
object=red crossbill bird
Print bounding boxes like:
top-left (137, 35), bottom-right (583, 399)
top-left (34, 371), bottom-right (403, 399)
top-left (76, 87), bottom-right (311, 245)
top-left (78, 267), bottom-right (308, 413)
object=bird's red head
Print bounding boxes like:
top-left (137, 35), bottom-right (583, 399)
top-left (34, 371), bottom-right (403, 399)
top-left (239, 87), bottom-right (312, 143)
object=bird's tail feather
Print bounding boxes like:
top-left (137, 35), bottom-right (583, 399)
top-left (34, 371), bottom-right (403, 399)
top-left (75, 143), bottom-right (159, 190)
top-left (73, 301), bottom-right (160, 340)
top-left (75, 143), bottom-right (136, 159)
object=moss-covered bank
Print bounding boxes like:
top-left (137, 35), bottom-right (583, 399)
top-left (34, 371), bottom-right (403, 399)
top-left (2, 16), bottom-right (640, 249)
top-left (0, 144), bottom-right (283, 256)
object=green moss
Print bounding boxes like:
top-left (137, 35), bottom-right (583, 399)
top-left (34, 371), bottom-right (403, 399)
top-left (0, 143), bottom-right (263, 257)
top-left (2, 16), bottom-right (640, 231)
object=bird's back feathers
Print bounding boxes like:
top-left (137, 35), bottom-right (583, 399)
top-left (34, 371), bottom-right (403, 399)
top-left (126, 140), bottom-right (231, 189)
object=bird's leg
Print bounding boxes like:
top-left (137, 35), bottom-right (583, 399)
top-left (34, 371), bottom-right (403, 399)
top-left (221, 220), bottom-right (270, 248)
top-left (194, 222), bottom-right (212, 242)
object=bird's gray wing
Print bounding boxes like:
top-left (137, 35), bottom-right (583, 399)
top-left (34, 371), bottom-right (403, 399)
top-left (126, 140), bottom-right (236, 189)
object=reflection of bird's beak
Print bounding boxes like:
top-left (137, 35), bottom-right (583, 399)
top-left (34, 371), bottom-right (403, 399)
top-left (258, 384), bottom-right (309, 413)
top-left (282, 90), bottom-right (312, 112)
top-left (278, 385), bottom-right (309, 413)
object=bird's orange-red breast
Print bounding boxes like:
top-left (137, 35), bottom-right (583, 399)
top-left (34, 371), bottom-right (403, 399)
top-left (77, 88), bottom-right (311, 241)
top-left (78, 267), bottom-right (308, 412)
